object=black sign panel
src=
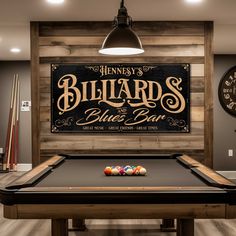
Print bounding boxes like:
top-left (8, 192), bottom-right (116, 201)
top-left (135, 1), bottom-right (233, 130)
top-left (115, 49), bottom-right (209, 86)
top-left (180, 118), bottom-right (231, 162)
top-left (51, 64), bottom-right (190, 133)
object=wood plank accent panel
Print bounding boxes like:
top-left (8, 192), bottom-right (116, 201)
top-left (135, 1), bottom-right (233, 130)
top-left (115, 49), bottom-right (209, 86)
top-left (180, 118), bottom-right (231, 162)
top-left (30, 22), bottom-right (40, 167)
top-left (39, 22), bottom-right (205, 36)
top-left (39, 36), bottom-right (205, 46)
top-left (30, 21), bottom-right (213, 166)
top-left (204, 22), bottom-right (214, 167)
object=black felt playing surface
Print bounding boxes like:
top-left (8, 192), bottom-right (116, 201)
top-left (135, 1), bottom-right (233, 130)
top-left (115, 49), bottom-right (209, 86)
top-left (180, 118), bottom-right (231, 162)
top-left (36, 158), bottom-right (206, 187)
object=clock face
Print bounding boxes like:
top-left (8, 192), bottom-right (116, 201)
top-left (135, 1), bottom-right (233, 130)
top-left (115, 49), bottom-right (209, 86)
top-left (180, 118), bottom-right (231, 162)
top-left (218, 66), bottom-right (236, 117)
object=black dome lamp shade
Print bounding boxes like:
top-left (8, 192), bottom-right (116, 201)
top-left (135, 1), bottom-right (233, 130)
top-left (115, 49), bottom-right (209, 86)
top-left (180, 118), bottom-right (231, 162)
top-left (99, 0), bottom-right (144, 56)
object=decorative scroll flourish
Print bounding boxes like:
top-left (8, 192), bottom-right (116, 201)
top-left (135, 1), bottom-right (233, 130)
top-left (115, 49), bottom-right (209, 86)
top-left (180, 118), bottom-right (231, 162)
top-left (142, 66), bottom-right (156, 73)
top-left (52, 64), bottom-right (58, 71)
top-left (183, 64), bottom-right (190, 71)
top-left (86, 66), bottom-right (100, 73)
top-left (117, 107), bottom-right (128, 115)
top-left (167, 117), bottom-right (186, 128)
top-left (55, 117), bottom-right (74, 127)
top-left (51, 125), bottom-right (58, 132)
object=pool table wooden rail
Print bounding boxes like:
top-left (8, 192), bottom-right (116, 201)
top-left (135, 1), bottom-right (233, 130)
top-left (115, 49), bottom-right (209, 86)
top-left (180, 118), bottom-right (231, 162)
top-left (5, 155), bottom-right (65, 189)
top-left (4, 203), bottom-right (233, 220)
top-left (4, 202), bottom-right (236, 236)
top-left (177, 155), bottom-right (236, 188)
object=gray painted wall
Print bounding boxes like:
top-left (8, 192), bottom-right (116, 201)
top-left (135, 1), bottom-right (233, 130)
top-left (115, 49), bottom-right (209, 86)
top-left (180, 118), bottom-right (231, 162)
top-left (0, 61), bottom-right (31, 163)
top-left (214, 55), bottom-right (236, 170)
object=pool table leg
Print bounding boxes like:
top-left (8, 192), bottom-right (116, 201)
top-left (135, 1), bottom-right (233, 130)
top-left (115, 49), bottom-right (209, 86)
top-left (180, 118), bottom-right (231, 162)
top-left (177, 219), bottom-right (194, 236)
top-left (160, 219), bottom-right (176, 231)
top-left (70, 218), bottom-right (87, 231)
top-left (51, 219), bottom-right (68, 236)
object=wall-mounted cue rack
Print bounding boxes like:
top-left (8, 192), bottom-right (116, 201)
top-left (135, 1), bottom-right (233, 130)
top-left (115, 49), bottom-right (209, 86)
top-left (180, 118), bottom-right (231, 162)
top-left (30, 21), bottom-right (213, 167)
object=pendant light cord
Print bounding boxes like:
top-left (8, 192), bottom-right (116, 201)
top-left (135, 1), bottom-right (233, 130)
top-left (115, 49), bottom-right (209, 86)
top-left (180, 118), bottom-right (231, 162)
top-left (120, 0), bottom-right (124, 8)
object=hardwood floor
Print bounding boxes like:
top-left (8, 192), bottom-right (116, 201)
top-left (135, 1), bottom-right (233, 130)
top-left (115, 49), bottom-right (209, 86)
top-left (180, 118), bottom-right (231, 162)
top-left (1, 172), bottom-right (236, 236)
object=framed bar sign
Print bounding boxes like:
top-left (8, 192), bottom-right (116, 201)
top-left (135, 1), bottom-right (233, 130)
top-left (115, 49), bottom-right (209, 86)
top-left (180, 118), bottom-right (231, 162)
top-left (51, 64), bottom-right (190, 133)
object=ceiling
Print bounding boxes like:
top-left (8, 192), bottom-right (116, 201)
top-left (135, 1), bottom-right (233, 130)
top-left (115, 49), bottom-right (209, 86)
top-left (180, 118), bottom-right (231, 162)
top-left (0, 0), bottom-right (236, 60)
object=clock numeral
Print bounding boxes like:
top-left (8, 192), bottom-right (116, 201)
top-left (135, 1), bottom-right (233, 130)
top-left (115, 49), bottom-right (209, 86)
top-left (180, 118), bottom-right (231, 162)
top-left (223, 88), bottom-right (232, 93)
top-left (227, 102), bottom-right (236, 110)
top-left (224, 94), bottom-right (230, 99)
top-left (229, 75), bottom-right (236, 83)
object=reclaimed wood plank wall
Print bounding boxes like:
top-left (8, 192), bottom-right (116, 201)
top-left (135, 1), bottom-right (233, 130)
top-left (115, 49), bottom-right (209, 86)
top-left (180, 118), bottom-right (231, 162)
top-left (30, 21), bottom-right (213, 166)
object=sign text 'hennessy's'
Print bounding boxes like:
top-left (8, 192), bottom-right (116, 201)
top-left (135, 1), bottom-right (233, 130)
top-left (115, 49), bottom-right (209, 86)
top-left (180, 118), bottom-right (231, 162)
top-left (51, 64), bottom-right (190, 133)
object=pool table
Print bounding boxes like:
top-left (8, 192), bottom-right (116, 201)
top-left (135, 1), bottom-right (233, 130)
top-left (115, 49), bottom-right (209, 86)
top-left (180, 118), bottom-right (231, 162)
top-left (1, 154), bottom-right (236, 236)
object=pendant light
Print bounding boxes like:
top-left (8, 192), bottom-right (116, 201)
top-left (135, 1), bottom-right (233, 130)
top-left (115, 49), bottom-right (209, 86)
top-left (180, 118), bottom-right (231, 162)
top-left (99, 0), bottom-right (144, 56)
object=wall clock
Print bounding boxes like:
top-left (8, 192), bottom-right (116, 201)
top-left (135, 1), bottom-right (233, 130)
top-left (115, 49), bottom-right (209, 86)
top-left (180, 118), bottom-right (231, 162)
top-left (218, 66), bottom-right (236, 117)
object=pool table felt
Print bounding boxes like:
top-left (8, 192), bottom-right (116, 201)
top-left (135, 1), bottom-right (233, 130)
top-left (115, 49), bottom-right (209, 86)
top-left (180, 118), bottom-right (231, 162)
top-left (36, 159), bottom-right (207, 188)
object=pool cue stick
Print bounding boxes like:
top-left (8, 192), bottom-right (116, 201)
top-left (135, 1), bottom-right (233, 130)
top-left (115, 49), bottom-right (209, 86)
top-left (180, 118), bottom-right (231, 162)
top-left (10, 116), bottom-right (15, 170)
top-left (12, 75), bottom-right (19, 170)
top-left (14, 75), bottom-right (20, 171)
top-left (10, 80), bottom-right (15, 170)
top-left (4, 75), bottom-right (16, 170)
top-left (11, 75), bottom-right (19, 170)
top-left (6, 75), bottom-right (18, 170)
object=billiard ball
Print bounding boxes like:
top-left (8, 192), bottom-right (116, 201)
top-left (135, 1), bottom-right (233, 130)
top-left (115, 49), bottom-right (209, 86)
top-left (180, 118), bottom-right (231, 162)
top-left (139, 167), bottom-right (147, 176)
top-left (104, 166), bottom-right (112, 176)
top-left (125, 167), bottom-right (133, 175)
top-left (132, 167), bottom-right (137, 175)
top-left (111, 167), bottom-right (119, 176)
top-left (133, 166), bottom-right (142, 175)
top-left (118, 166), bottom-right (125, 175)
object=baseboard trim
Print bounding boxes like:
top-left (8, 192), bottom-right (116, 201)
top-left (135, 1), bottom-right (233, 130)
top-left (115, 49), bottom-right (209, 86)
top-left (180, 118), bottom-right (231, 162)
top-left (17, 163), bottom-right (32, 171)
top-left (217, 171), bottom-right (236, 179)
